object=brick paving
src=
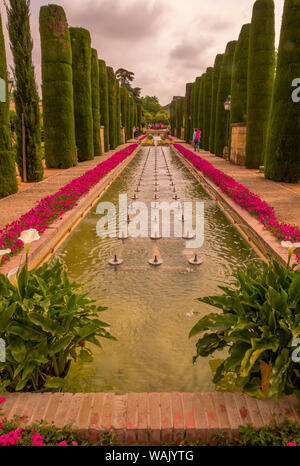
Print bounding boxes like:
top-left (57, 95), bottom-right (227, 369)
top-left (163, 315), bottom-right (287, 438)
top-left (0, 392), bottom-right (299, 444)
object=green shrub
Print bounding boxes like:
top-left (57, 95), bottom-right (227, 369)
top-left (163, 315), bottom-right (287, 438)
top-left (107, 66), bottom-right (117, 149)
top-left (209, 54), bottom-right (224, 154)
top-left (0, 259), bottom-right (114, 392)
top-left (99, 60), bottom-right (109, 152)
top-left (0, 13), bottom-right (17, 197)
top-left (184, 83), bottom-right (193, 143)
top-left (70, 27), bottom-right (94, 162)
top-left (197, 76), bottom-right (204, 148)
top-left (115, 79), bottom-right (121, 146)
top-left (214, 41), bottom-right (237, 157)
top-left (265, 0), bottom-right (300, 182)
top-left (231, 24), bottom-right (251, 126)
top-left (203, 68), bottom-right (213, 151)
top-left (91, 49), bottom-right (102, 156)
top-left (190, 256), bottom-right (300, 402)
top-left (39, 5), bottom-right (77, 169)
top-left (245, 0), bottom-right (275, 168)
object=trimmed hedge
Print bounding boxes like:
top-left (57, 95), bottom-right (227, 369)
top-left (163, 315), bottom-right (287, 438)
top-left (115, 79), bottom-right (121, 146)
top-left (176, 97), bottom-right (184, 138)
top-left (99, 59), bottom-right (109, 152)
top-left (70, 27), bottom-right (94, 162)
top-left (107, 66), bottom-right (117, 149)
top-left (120, 86), bottom-right (128, 139)
top-left (214, 42), bottom-right (237, 157)
top-left (198, 75), bottom-right (205, 148)
top-left (184, 83), bottom-right (193, 142)
top-left (230, 24), bottom-right (251, 125)
top-left (209, 54), bottom-right (224, 153)
top-left (203, 68), bottom-right (213, 151)
top-left (91, 49), bottom-right (102, 156)
top-left (0, 12), bottom-right (17, 197)
top-left (245, 0), bottom-right (275, 168)
top-left (264, 0), bottom-right (300, 182)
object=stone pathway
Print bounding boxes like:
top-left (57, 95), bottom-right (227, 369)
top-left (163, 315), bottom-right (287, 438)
top-left (176, 140), bottom-right (300, 228)
top-left (0, 144), bottom-right (132, 231)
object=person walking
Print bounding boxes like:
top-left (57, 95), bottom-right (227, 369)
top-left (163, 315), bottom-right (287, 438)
top-left (193, 128), bottom-right (201, 152)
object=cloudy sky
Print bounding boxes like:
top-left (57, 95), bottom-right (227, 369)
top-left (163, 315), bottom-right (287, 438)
top-left (0, 0), bottom-right (285, 106)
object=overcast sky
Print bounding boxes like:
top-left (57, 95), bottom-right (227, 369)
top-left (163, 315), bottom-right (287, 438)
top-left (0, 0), bottom-right (285, 106)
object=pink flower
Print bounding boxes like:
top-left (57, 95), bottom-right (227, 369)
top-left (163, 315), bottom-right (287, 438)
top-left (58, 441), bottom-right (69, 446)
top-left (32, 433), bottom-right (43, 446)
top-left (286, 442), bottom-right (297, 446)
top-left (0, 398), bottom-right (6, 405)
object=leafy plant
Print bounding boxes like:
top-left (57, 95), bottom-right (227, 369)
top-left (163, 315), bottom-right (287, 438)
top-left (0, 259), bottom-right (115, 392)
top-left (190, 256), bottom-right (300, 401)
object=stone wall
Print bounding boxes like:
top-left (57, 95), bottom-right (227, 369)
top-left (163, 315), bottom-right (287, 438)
top-left (230, 123), bottom-right (246, 165)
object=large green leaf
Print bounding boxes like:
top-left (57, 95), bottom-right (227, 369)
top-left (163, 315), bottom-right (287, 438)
top-left (189, 313), bottom-right (236, 338)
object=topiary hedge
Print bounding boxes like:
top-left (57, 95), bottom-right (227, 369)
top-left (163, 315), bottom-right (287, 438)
top-left (39, 5), bottom-right (77, 169)
top-left (245, 0), bottom-right (275, 168)
top-left (264, 0), bottom-right (300, 182)
top-left (203, 68), bottom-right (213, 151)
top-left (184, 83), bottom-right (193, 143)
top-left (91, 49), bottom-right (102, 156)
top-left (0, 12), bottom-right (17, 197)
top-left (198, 75), bottom-right (205, 148)
top-left (230, 24), bottom-right (251, 126)
top-left (115, 78), bottom-right (121, 146)
top-left (120, 86), bottom-right (128, 139)
top-left (209, 54), bottom-right (224, 153)
top-left (214, 42), bottom-right (237, 157)
top-left (107, 66), bottom-right (117, 149)
top-left (70, 27), bottom-right (94, 162)
top-left (98, 59), bottom-right (109, 152)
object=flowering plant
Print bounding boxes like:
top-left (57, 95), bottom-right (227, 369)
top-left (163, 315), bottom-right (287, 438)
top-left (0, 145), bottom-right (138, 265)
top-left (174, 144), bottom-right (300, 262)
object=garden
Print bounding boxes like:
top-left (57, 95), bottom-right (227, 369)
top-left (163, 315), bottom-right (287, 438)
top-left (0, 0), bottom-right (300, 450)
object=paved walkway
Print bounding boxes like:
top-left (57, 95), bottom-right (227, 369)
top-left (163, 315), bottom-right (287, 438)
top-left (0, 144), bottom-right (133, 231)
top-left (176, 140), bottom-right (300, 228)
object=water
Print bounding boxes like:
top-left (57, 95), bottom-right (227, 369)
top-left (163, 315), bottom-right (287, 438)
top-left (54, 146), bottom-right (259, 393)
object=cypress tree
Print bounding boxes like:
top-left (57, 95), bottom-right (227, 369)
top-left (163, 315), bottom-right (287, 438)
top-left (70, 27), bottom-right (94, 162)
top-left (194, 77), bottom-right (201, 129)
top-left (265, 0), bottom-right (300, 182)
top-left (169, 99), bottom-right (176, 134)
top-left (91, 49), bottom-right (102, 156)
top-left (184, 83), bottom-right (193, 143)
top-left (203, 68), bottom-right (213, 150)
top-left (198, 75), bottom-right (205, 148)
top-left (115, 79), bottom-right (121, 146)
top-left (230, 24), bottom-right (251, 125)
top-left (0, 12), bottom-right (17, 197)
top-left (209, 54), bottom-right (224, 153)
top-left (214, 41), bottom-right (237, 157)
top-left (39, 5), bottom-right (77, 169)
top-left (7, 0), bottom-right (43, 181)
top-left (126, 92), bottom-right (131, 140)
top-left (176, 97), bottom-right (184, 138)
top-left (190, 82), bottom-right (197, 135)
top-left (121, 86), bottom-right (128, 140)
top-left (107, 66), bottom-right (117, 149)
top-left (245, 0), bottom-right (275, 168)
top-left (99, 59), bottom-right (109, 152)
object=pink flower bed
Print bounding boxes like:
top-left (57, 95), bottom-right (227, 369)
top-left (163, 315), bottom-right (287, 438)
top-left (0, 144), bottom-right (138, 264)
top-left (174, 144), bottom-right (300, 262)
top-left (139, 134), bottom-right (148, 141)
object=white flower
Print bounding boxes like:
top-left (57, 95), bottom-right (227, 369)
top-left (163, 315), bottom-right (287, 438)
top-left (19, 229), bottom-right (40, 245)
top-left (0, 249), bottom-right (11, 257)
top-left (281, 241), bottom-right (300, 251)
top-left (7, 267), bottom-right (19, 287)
